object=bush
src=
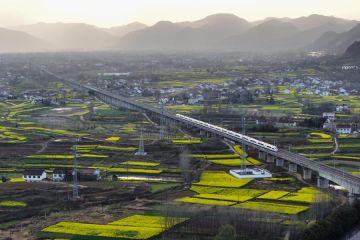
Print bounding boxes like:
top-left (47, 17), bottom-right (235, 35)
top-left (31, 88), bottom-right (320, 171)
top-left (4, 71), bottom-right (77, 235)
top-left (301, 200), bottom-right (360, 240)
top-left (215, 224), bottom-right (236, 240)
top-left (1, 176), bottom-right (7, 182)
top-left (251, 124), bottom-right (279, 132)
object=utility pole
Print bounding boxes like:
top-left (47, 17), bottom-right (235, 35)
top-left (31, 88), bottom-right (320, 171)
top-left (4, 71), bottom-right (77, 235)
top-left (160, 103), bottom-right (165, 140)
top-left (135, 127), bottom-right (147, 156)
top-left (241, 116), bottom-right (246, 171)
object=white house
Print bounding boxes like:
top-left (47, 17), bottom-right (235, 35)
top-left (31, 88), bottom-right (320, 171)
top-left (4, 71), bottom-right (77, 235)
top-left (323, 119), bottom-right (336, 132)
top-left (52, 169), bottom-right (66, 182)
top-left (283, 89), bottom-right (291, 94)
top-left (23, 170), bottom-right (47, 182)
top-left (323, 112), bottom-right (336, 121)
top-left (336, 105), bottom-right (349, 112)
top-left (336, 124), bottom-right (352, 134)
top-left (188, 95), bottom-right (204, 105)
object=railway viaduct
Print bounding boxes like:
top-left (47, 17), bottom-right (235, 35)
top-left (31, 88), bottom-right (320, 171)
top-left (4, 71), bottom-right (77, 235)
top-left (42, 68), bottom-right (360, 196)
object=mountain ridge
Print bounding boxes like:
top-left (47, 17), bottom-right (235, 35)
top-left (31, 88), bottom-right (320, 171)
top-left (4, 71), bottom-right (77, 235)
top-left (0, 27), bottom-right (46, 52)
top-left (1, 13), bottom-right (359, 53)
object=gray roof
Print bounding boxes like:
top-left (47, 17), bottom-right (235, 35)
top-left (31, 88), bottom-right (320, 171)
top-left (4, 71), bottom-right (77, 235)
top-left (23, 169), bottom-right (45, 176)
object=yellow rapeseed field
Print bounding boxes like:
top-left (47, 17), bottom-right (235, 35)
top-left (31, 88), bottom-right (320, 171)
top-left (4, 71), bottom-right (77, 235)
top-left (194, 171), bottom-right (253, 188)
top-left (279, 187), bottom-right (329, 203)
top-left (191, 154), bottom-right (239, 159)
top-left (195, 193), bottom-right (254, 202)
top-left (309, 132), bottom-right (331, 139)
top-left (234, 145), bottom-right (248, 157)
top-left (0, 201), bottom-right (27, 208)
top-left (42, 215), bottom-right (188, 239)
top-left (26, 154), bottom-right (108, 159)
top-left (42, 222), bottom-right (162, 239)
top-left (110, 215), bottom-right (187, 228)
top-left (209, 158), bottom-right (252, 166)
top-left (108, 168), bottom-right (162, 174)
top-left (234, 201), bottom-right (309, 214)
top-left (105, 136), bottom-right (121, 141)
top-left (176, 197), bottom-right (236, 206)
top-left (172, 139), bottom-right (202, 144)
top-left (190, 186), bottom-right (267, 196)
top-left (120, 161), bottom-right (160, 167)
top-left (257, 191), bottom-right (290, 200)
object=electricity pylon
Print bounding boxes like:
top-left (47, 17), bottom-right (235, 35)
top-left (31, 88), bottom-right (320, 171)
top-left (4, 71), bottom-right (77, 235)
top-left (135, 128), bottom-right (147, 156)
top-left (72, 138), bottom-right (79, 199)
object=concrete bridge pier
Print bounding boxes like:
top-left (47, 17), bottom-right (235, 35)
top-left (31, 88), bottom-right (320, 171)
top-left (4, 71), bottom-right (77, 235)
top-left (258, 151), bottom-right (266, 161)
top-left (289, 163), bottom-right (298, 173)
top-left (317, 177), bottom-right (329, 189)
top-left (276, 158), bottom-right (284, 167)
top-left (303, 168), bottom-right (312, 180)
top-left (266, 155), bottom-right (275, 163)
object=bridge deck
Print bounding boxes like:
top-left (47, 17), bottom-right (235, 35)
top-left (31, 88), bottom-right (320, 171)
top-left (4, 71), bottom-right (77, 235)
top-left (42, 68), bottom-right (360, 194)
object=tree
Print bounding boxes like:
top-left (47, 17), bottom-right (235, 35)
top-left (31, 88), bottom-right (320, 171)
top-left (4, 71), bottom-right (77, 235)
top-left (112, 174), bottom-right (118, 181)
top-left (154, 90), bottom-right (161, 101)
top-left (215, 224), bottom-right (236, 240)
top-left (299, 117), bottom-right (326, 128)
top-left (1, 176), bottom-right (7, 182)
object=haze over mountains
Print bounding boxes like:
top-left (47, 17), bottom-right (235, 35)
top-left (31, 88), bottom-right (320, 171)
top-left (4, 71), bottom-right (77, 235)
top-left (1, 13), bottom-right (360, 54)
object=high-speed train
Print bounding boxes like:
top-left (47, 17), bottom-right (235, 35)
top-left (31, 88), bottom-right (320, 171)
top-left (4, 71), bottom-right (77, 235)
top-left (176, 114), bottom-right (278, 152)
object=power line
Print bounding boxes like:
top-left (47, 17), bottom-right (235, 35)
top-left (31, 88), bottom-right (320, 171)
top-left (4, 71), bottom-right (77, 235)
top-left (72, 137), bottom-right (79, 199)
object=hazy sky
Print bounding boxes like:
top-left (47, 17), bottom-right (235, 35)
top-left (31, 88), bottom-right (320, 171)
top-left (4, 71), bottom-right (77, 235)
top-left (0, 0), bottom-right (359, 27)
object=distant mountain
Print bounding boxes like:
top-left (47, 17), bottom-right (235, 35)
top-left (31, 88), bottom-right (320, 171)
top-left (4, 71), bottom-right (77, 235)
top-left (119, 14), bottom-right (359, 52)
top-left (290, 14), bottom-right (358, 32)
top-left (183, 13), bottom-right (250, 30)
top-left (344, 41), bottom-right (360, 58)
top-left (309, 24), bottom-right (360, 53)
top-left (108, 22), bottom-right (147, 37)
top-left (183, 14), bottom-right (250, 43)
top-left (14, 23), bottom-right (117, 50)
top-left (0, 27), bottom-right (45, 52)
top-left (221, 20), bottom-right (300, 51)
top-left (251, 14), bottom-right (357, 31)
top-left (251, 17), bottom-right (292, 26)
top-left (119, 14), bottom-right (250, 50)
top-left (0, 13), bottom-right (358, 53)
top-left (119, 21), bottom-right (185, 50)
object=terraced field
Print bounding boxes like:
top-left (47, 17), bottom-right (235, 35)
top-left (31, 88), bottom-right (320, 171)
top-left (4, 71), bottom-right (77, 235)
top-left (42, 215), bottom-right (188, 239)
top-left (234, 202), bottom-right (309, 215)
top-left (193, 171), bottom-right (253, 188)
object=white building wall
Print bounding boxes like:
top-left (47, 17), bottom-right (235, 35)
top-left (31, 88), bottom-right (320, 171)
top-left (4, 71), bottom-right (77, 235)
top-left (52, 173), bottom-right (65, 182)
top-left (23, 172), bottom-right (47, 182)
top-left (336, 128), bottom-right (351, 134)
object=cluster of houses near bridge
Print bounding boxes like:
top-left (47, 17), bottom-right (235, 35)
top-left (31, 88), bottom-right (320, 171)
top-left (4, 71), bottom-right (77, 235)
top-left (22, 168), bottom-right (101, 182)
top-left (322, 112), bottom-right (353, 134)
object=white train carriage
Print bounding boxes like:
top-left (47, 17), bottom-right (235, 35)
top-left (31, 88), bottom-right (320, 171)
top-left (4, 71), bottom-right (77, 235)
top-left (176, 114), bottom-right (278, 152)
